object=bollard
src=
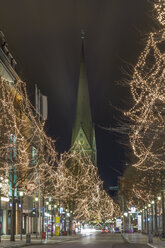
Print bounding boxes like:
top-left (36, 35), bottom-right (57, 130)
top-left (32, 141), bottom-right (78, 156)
top-left (42, 232), bottom-right (46, 239)
top-left (26, 234), bottom-right (31, 244)
top-left (148, 233), bottom-right (153, 243)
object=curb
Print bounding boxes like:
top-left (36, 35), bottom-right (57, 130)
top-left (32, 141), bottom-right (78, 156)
top-left (121, 233), bottom-right (158, 248)
top-left (147, 243), bottom-right (157, 248)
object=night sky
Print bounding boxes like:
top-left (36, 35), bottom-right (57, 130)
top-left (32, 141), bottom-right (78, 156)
top-left (0, 0), bottom-right (153, 188)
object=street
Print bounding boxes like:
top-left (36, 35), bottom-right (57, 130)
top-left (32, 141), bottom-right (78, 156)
top-left (27, 233), bottom-right (149, 248)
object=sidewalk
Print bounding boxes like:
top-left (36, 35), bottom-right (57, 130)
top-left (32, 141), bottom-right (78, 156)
top-left (122, 232), bottom-right (165, 248)
top-left (0, 233), bottom-right (84, 248)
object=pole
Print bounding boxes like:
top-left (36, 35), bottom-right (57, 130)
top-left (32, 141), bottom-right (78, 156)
top-left (69, 201), bottom-right (72, 235)
top-left (151, 204), bottom-right (154, 234)
top-left (10, 167), bottom-right (15, 241)
top-left (42, 198), bottom-right (45, 236)
top-left (54, 203), bottom-right (56, 236)
top-left (146, 208), bottom-right (148, 234)
top-left (0, 187), bottom-right (1, 242)
top-left (142, 210), bottom-right (144, 233)
top-left (46, 204), bottom-right (48, 239)
top-left (154, 198), bottom-right (158, 235)
top-left (148, 207), bottom-right (150, 235)
top-left (161, 190), bottom-right (165, 237)
top-left (36, 200), bottom-right (38, 239)
top-left (20, 197), bottom-right (23, 240)
top-left (51, 204), bottom-right (53, 237)
top-left (148, 206), bottom-right (153, 243)
top-left (159, 200), bottom-right (161, 232)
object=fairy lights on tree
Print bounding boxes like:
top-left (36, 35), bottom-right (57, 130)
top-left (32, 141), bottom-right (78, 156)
top-left (125, 0), bottom-right (165, 171)
top-left (0, 76), bottom-right (119, 225)
top-left (116, 1), bottom-right (165, 219)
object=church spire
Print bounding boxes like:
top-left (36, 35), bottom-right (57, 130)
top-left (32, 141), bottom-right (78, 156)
top-left (71, 31), bottom-right (97, 164)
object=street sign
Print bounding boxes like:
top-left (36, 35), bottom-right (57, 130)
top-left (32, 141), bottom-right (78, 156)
top-left (131, 207), bottom-right (136, 213)
top-left (56, 216), bottom-right (60, 223)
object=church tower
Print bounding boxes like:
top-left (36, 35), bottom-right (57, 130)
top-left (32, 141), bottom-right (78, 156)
top-left (71, 31), bottom-right (97, 164)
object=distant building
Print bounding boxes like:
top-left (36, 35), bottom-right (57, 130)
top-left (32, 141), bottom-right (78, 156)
top-left (0, 31), bottom-right (19, 83)
top-left (71, 31), bottom-right (97, 164)
top-left (35, 84), bottom-right (48, 121)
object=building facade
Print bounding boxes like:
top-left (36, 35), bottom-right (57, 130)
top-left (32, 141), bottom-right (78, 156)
top-left (0, 31), bottom-right (36, 236)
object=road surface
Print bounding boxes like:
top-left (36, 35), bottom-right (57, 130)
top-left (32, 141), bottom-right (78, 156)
top-left (27, 233), bottom-right (149, 248)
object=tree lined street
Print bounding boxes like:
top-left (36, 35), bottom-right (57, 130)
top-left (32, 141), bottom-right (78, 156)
top-left (0, 0), bottom-right (164, 247)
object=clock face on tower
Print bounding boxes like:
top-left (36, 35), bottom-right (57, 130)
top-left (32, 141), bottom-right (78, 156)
top-left (79, 138), bottom-right (84, 145)
top-left (73, 126), bottom-right (96, 164)
top-left (75, 127), bottom-right (90, 149)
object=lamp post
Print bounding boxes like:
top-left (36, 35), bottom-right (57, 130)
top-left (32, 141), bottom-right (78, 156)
top-left (158, 196), bottom-right (161, 233)
top-left (148, 204), bottom-right (151, 234)
top-left (35, 197), bottom-right (38, 238)
top-left (154, 196), bottom-right (158, 236)
top-left (148, 204), bottom-right (153, 243)
top-left (145, 206), bottom-right (147, 233)
top-left (19, 191), bottom-right (23, 240)
top-left (161, 189), bottom-right (165, 238)
top-left (54, 204), bottom-right (57, 236)
top-left (151, 201), bottom-right (154, 234)
top-left (0, 178), bottom-right (3, 242)
top-left (142, 209), bottom-right (144, 233)
top-left (124, 212), bottom-right (128, 232)
top-left (51, 201), bottom-right (54, 237)
top-left (46, 201), bottom-right (49, 239)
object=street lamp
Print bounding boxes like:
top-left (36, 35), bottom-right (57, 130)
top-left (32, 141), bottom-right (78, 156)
top-left (148, 204), bottom-right (151, 235)
top-left (54, 204), bottom-right (57, 236)
top-left (151, 201), bottom-right (154, 234)
top-left (158, 196), bottom-right (161, 201)
top-left (45, 201), bottom-right (49, 238)
top-left (0, 180), bottom-right (2, 242)
top-left (35, 197), bottom-right (38, 238)
top-left (19, 191), bottom-right (23, 240)
top-left (158, 196), bottom-right (161, 232)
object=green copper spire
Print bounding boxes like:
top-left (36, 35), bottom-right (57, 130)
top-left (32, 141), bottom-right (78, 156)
top-left (71, 31), bottom-right (97, 164)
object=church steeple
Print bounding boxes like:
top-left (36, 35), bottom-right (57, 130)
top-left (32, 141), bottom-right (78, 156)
top-left (71, 31), bottom-right (97, 164)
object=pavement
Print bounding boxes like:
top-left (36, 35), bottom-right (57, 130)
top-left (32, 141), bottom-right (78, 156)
top-left (1, 232), bottom-right (165, 248)
top-left (27, 233), bottom-right (147, 248)
top-left (0, 233), bottom-right (84, 248)
top-left (122, 232), bottom-right (165, 248)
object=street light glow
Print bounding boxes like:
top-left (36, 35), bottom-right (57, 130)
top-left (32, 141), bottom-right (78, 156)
top-left (19, 191), bottom-right (23, 197)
